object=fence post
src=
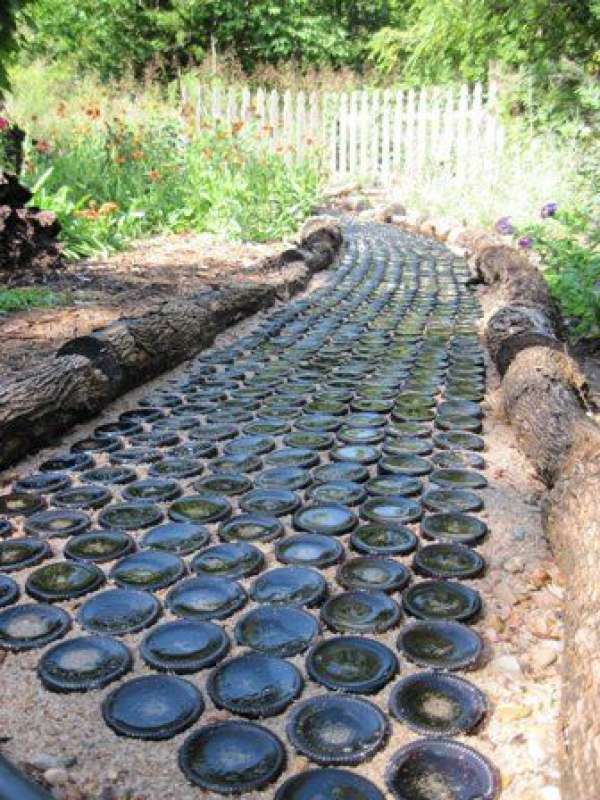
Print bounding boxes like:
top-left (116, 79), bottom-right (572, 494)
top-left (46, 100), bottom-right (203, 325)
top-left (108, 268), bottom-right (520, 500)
top-left (296, 91), bottom-right (306, 163)
top-left (268, 89), bottom-right (279, 157)
top-left (416, 87), bottom-right (428, 176)
top-left (348, 91), bottom-right (359, 178)
top-left (360, 91), bottom-right (370, 178)
top-left (194, 85), bottom-right (203, 133)
top-left (283, 90), bottom-right (293, 165)
top-left (455, 83), bottom-right (470, 182)
top-left (381, 89), bottom-right (392, 184)
top-left (226, 86), bottom-right (237, 127)
top-left (392, 89), bottom-right (404, 176)
top-left (211, 85), bottom-right (222, 122)
top-left (370, 90), bottom-right (380, 179)
top-left (405, 88), bottom-right (416, 177)
top-left (256, 87), bottom-right (266, 127)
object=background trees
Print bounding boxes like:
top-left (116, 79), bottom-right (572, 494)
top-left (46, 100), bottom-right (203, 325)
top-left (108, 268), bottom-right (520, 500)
top-left (0, 0), bottom-right (32, 91)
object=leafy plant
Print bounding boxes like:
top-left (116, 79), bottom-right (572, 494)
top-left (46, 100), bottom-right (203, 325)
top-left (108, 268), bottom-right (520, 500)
top-left (0, 287), bottom-right (69, 313)
top-left (521, 207), bottom-right (600, 339)
top-left (0, 0), bottom-right (32, 93)
top-left (13, 90), bottom-right (322, 258)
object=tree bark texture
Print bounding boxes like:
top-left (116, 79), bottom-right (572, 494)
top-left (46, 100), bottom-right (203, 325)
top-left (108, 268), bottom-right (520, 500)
top-left (0, 221), bottom-right (342, 469)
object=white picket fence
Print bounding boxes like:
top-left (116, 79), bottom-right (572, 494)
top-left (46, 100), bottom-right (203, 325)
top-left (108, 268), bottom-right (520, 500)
top-left (180, 82), bottom-right (505, 185)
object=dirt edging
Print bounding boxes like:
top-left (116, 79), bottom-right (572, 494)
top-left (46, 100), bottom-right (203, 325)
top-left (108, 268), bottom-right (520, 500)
top-left (0, 217), bottom-right (342, 471)
top-left (390, 209), bottom-right (600, 800)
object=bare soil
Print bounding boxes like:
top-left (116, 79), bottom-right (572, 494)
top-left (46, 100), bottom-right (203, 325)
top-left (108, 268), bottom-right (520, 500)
top-left (0, 232), bottom-right (286, 379)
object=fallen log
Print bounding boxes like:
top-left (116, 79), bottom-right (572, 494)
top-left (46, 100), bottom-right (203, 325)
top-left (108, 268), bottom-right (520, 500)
top-left (0, 355), bottom-right (112, 469)
top-left (477, 246), bottom-right (565, 375)
top-left (0, 221), bottom-right (342, 469)
top-left (542, 425), bottom-right (600, 800)
top-left (485, 304), bottom-right (564, 377)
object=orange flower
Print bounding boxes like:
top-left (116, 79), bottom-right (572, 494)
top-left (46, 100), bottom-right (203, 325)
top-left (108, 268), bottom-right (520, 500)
top-left (231, 120), bottom-right (244, 134)
top-left (34, 140), bottom-right (51, 154)
top-left (147, 169), bottom-right (161, 181)
top-left (85, 105), bottom-right (101, 119)
top-left (115, 155), bottom-right (126, 165)
top-left (131, 150), bottom-right (144, 160)
top-left (56, 102), bottom-right (67, 118)
top-left (74, 209), bottom-right (99, 220)
top-left (98, 202), bottom-right (120, 216)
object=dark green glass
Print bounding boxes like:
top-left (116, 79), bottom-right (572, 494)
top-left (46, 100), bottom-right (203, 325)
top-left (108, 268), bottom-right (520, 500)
top-left (178, 721), bottom-right (286, 794)
top-left (166, 576), bottom-right (247, 621)
top-left (207, 653), bottom-right (303, 718)
top-left (235, 605), bottom-right (319, 656)
top-left (64, 530), bottom-right (134, 563)
top-left (140, 620), bottom-right (230, 673)
top-left (191, 542), bottom-right (264, 579)
top-left (402, 580), bottom-right (481, 622)
top-left (26, 561), bottom-right (105, 601)
top-left (307, 636), bottom-right (397, 693)
top-left (385, 740), bottom-right (498, 800)
top-left (414, 543), bottom-right (485, 579)
top-left (39, 635), bottom-right (132, 693)
top-left (321, 590), bottom-right (401, 634)
top-left (350, 524), bottom-right (418, 556)
top-left (0, 603), bottom-right (71, 650)
top-left (110, 550), bottom-right (186, 591)
top-left (78, 588), bottom-right (161, 635)
top-left (337, 556), bottom-right (410, 593)
top-left (398, 620), bottom-right (483, 670)
top-left (286, 695), bottom-right (388, 766)
top-left (250, 566), bottom-right (326, 607)
top-left (102, 675), bottom-right (203, 740)
top-left (389, 671), bottom-right (487, 735)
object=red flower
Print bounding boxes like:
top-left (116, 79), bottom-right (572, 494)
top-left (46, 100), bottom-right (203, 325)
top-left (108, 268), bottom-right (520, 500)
top-left (0, 118), bottom-right (9, 131)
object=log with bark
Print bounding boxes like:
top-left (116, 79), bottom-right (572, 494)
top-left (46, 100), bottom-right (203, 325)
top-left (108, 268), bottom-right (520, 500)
top-left (0, 221), bottom-right (342, 469)
top-left (470, 243), bottom-right (600, 800)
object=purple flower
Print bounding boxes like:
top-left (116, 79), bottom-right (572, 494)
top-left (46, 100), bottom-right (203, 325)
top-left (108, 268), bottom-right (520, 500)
top-left (594, 279), bottom-right (600, 294)
top-left (541, 202), bottom-right (558, 218)
top-left (518, 236), bottom-right (533, 249)
top-left (495, 216), bottom-right (515, 235)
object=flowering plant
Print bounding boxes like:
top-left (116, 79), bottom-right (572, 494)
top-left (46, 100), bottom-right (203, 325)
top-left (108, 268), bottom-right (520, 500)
top-left (494, 216), bottom-right (515, 235)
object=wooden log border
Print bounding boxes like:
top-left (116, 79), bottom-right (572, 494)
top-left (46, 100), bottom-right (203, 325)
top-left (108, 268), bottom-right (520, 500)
top-left (0, 220), bottom-right (342, 470)
top-left (392, 209), bottom-right (600, 799)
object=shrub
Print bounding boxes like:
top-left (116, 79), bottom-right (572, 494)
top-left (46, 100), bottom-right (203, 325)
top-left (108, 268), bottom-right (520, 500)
top-left (521, 206), bottom-right (600, 340)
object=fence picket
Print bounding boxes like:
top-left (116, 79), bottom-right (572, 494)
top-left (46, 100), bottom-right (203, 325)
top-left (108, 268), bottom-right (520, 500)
top-left (183, 80), bottom-right (504, 185)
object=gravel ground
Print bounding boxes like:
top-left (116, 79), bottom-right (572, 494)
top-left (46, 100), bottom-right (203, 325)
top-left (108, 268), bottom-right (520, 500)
top-left (0, 236), bottom-right (563, 800)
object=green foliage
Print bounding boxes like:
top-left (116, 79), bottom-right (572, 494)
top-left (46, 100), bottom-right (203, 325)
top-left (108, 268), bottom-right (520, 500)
top-left (368, 0), bottom-right (600, 84)
top-left (0, 0), bottom-right (32, 92)
top-left (26, 0), bottom-right (392, 80)
top-left (0, 287), bottom-right (68, 313)
top-left (14, 83), bottom-right (322, 258)
top-left (521, 208), bottom-right (600, 340)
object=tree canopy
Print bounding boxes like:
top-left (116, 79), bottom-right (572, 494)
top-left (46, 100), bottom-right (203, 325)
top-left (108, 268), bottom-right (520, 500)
top-left (11, 0), bottom-right (600, 97)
